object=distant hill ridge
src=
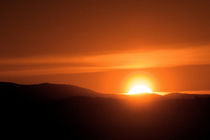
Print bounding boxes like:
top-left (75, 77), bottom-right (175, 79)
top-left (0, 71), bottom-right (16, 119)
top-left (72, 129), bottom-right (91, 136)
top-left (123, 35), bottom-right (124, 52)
top-left (1, 82), bottom-right (210, 101)
top-left (0, 82), bottom-right (101, 100)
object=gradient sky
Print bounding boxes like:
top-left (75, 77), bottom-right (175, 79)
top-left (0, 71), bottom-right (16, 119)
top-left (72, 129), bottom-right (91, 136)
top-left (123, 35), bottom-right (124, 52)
top-left (0, 0), bottom-right (210, 93)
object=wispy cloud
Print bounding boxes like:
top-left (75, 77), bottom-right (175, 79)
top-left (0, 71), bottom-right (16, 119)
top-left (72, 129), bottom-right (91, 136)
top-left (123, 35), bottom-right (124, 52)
top-left (0, 46), bottom-right (209, 76)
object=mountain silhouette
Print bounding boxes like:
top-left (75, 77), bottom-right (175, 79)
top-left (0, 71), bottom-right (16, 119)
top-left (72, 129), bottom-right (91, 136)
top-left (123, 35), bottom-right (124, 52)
top-left (1, 82), bottom-right (210, 140)
top-left (0, 82), bottom-right (102, 101)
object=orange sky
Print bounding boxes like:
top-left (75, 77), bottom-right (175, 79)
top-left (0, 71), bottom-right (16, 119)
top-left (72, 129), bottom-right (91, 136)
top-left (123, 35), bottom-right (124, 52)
top-left (0, 0), bottom-right (210, 93)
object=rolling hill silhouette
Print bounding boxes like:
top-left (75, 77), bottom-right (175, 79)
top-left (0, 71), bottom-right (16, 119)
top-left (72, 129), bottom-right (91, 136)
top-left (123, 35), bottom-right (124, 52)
top-left (1, 82), bottom-right (210, 140)
top-left (0, 82), bottom-right (101, 100)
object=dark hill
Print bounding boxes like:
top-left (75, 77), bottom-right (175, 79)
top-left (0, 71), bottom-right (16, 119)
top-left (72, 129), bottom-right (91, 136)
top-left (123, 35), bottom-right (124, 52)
top-left (0, 82), bottom-right (101, 101)
top-left (1, 82), bottom-right (210, 140)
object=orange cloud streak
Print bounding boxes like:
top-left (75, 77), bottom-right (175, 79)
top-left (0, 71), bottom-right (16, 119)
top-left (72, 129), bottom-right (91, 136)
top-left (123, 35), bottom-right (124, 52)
top-left (0, 46), bottom-right (209, 76)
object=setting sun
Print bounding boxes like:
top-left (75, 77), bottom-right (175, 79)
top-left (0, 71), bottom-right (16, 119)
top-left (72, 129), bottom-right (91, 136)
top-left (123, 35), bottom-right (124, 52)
top-left (127, 85), bottom-right (152, 95)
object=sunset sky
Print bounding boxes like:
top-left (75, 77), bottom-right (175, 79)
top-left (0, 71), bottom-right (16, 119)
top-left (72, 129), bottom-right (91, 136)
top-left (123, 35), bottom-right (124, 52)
top-left (1, 0), bottom-right (210, 93)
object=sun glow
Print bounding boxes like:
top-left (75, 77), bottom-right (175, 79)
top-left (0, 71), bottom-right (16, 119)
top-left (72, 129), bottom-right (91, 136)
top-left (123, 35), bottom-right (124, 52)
top-left (127, 85), bottom-right (152, 95)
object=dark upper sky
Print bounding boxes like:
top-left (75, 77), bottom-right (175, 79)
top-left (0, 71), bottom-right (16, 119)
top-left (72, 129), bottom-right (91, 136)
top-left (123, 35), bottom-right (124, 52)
top-left (1, 0), bottom-right (209, 57)
top-left (0, 0), bottom-right (210, 93)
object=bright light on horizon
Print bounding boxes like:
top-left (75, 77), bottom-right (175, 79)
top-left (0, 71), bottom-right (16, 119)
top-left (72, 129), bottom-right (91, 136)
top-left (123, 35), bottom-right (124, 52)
top-left (127, 85), bottom-right (153, 95)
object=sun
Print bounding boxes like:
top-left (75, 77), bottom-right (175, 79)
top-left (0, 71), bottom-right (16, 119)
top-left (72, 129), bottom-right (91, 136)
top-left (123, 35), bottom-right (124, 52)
top-left (127, 85), bottom-right (152, 95)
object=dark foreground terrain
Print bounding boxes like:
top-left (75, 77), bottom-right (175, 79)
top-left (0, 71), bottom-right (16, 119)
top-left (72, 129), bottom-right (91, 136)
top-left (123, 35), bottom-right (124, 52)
top-left (1, 82), bottom-right (210, 140)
